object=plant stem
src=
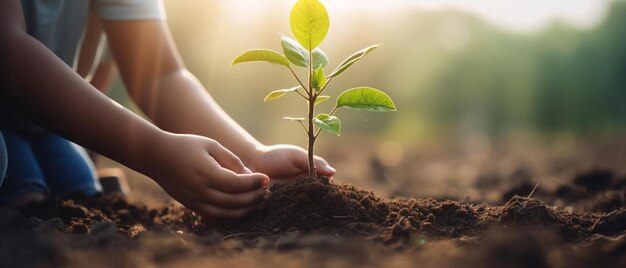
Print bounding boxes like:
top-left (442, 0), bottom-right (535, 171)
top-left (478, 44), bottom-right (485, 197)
top-left (307, 49), bottom-right (316, 178)
top-left (298, 120), bottom-right (308, 134)
top-left (288, 67), bottom-right (309, 95)
top-left (307, 97), bottom-right (316, 178)
top-left (295, 89), bottom-right (307, 99)
top-left (316, 76), bottom-right (334, 96)
top-left (328, 106), bottom-right (339, 116)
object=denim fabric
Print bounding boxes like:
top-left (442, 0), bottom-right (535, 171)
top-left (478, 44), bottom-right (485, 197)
top-left (0, 127), bottom-right (100, 205)
top-left (0, 0), bottom-right (90, 136)
top-left (0, 131), bottom-right (7, 187)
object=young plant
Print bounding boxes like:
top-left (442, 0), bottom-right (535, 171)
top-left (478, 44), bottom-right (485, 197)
top-left (232, 0), bottom-right (396, 179)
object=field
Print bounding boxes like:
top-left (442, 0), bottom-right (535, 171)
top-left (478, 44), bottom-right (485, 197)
top-left (1, 139), bottom-right (625, 267)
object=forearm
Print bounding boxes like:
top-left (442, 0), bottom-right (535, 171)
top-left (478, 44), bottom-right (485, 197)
top-left (101, 20), bottom-right (262, 164)
top-left (1, 30), bottom-right (164, 173)
top-left (138, 69), bottom-right (263, 164)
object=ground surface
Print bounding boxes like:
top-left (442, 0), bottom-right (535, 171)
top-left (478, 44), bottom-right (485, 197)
top-left (1, 139), bottom-right (625, 267)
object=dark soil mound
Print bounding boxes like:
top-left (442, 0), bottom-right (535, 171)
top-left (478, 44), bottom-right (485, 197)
top-left (17, 194), bottom-right (159, 238)
top-left (2, 176), bottom-right (620, 242)
top-left (188, 177), bottom-right (612, 243)
top-left (10, 177), bottom-right (621, 243)
top-left (1, 177), bottom-right (625, 267)
top-left (208, 178), bottom-right (390, 234)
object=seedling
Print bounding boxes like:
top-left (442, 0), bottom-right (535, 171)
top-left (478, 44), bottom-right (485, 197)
top-left (232, 0), bottom-right (396, 178)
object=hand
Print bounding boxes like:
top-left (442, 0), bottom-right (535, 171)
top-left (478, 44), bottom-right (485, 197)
top-left (146, 133), bottom-right (271, 219)
top-left (246, 144), bottom-right (336, 181)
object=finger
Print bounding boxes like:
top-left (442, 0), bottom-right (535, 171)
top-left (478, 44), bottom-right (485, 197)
top-left (192, 202), bottom-right (265, 219)
top-left (205, 169), bottom-right (270, 194)
top-left (204, 187), bottom-right (271, 209)
top-left (205, 141), bottom-right (247, 174)
top-left (291, 150), bottom-right (311, 171)
top-left (292, 154), bottom-right (336, 177)
top-left (242, 167), bottom-right (253, 174)
top-left (313, 155), bottom-right (336, 177)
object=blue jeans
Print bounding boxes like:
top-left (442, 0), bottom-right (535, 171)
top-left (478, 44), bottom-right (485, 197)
top-left (0, 131), bottom-right (6, 189)
top-left (0, 127), bottom-right (100, 205)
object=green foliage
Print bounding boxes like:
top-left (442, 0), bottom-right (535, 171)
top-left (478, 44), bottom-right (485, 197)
top-left (337, 87), bottom-right (397, 112)
top-left (290, 0), bottom-right (329, 50)
top-left (232, 0), bottom-right (396, 177)
top-left (328, 45), bottom-right (379, 78)
top-left (264, 86), bottom-right (301, 102)
top-left (314, 95), bottom-right (331, 105)
top-left (312, 48), bottom-right (329, 68)
top-left (314, 114), bottom-right (341, 136)
top-left (281, 35), bottom-right (309, 67)
top-left (232, 49), bottom-right (290, 67)
top-left (281, 35), bottom-right (329, 68)
top-left (410, 3), bottom-right (626, 138)
top-left (311, 65), bottom-right (326, 91)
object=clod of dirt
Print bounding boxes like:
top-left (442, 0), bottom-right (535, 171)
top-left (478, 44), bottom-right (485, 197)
top-left (592, 209), bottom-right (626, 236)
top-left (497, 195), bottom-right (600, 241)
top-left (554, 185), bottom-right (591, 202)
top-left (590, 191), bottom-right (626, 212)
top-left (574, 169), bottom-right (615, 192)
top-left (383, 217), bottom-right (414, 246)
top-left (498, 196), bottom-right (560, 226)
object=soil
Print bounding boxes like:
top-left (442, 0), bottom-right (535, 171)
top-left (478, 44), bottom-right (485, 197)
top-left (1, 142), bottom-right (625, 267)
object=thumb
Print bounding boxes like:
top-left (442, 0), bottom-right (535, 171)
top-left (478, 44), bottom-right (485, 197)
top-left (292, 152), bottom-right (336, 177)
top-left (206, 142), bottom-right (247, 174)
top-left (314, 155), bottom-right (336, 177)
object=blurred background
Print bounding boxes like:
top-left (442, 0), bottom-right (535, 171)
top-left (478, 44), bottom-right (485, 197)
top-left (102, 0), bottom-right (626, 204)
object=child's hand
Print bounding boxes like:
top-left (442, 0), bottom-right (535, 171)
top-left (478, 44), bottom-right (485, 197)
top-left (147, 133), bottom-right (270, 219)
top-left (246, 144), bottom-right (336, 181)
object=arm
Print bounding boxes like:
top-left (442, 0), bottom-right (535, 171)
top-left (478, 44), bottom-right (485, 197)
top-left (76, 9), bottom-right (104, 81)
top-left (102, 20), bottom-right (261, 163)
top-left (102, 19), bottom-right (336, 179)
top-left (0, 2), bottom-right (157, 172)
top-left (76, 9), bottom-right (118, 93)
top-left (0, 1), bottom-right (268, 218)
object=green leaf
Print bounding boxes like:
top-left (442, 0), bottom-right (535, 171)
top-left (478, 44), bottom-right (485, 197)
top-left (313, 113), bottom-right (341, 136)
top-left (283, 117), bottom-right (305, 121)
top-left (311, 65), bottom-right (326, 91)
top-left (264, 86), bottom-right (301, 102)
top-left (336, 87), bottom-right (397, 112)
top-left (328, 44), bottom-right (379, 78)
top-left (314, 95), bottom-right (331, 105)
top-left (290, 0), bottom-right (329, 50)
top-left (280, 35), bottom-right (328, 68)
top-left (281, 35), bottom-right (309, 67)
top-left (312, 48), bottom-right (329, 68)
top-left (232, 49), bottom-right (290, 67)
